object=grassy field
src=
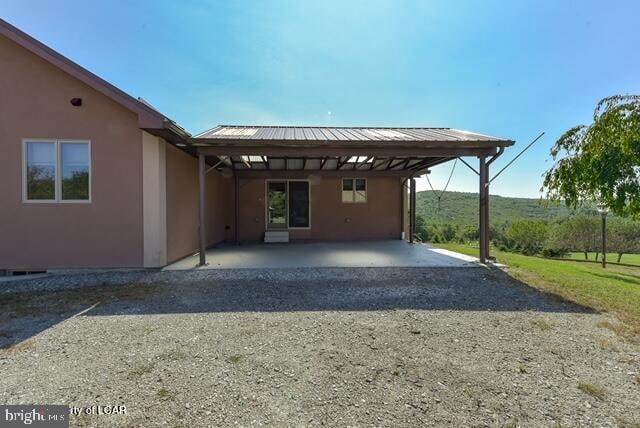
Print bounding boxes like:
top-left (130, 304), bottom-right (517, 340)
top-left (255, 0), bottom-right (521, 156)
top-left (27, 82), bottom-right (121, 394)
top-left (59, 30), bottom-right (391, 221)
top-left (567, 252), bottom-right (640, 265)
top-left (437, 243), bottom-right (640, 340)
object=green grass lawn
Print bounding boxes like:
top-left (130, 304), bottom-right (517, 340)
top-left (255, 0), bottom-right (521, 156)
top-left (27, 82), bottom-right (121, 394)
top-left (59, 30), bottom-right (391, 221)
top-left (566, 252), bottom-right (640, 266)
top-left (437, 242), bottom-right (640, 340)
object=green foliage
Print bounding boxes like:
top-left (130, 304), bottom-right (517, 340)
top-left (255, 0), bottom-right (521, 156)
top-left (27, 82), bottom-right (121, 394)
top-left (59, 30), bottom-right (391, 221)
top-left (417, 191), bottom-right (573, 228)
top-left (543, 95), bottom-right (640, 218)
top-left (506, 220), bottom-right (549, 255)
top-left (541, 246), bottom-right (570, 258)
top-left (62, 170), bottom-right (89, 200)
top-left (608, 218), bottom-right (640, 262)
top-left (415, 215), bottom-right (452, 243)
top-left (416, 190), bottom-right (640, 262)
top-left (457, 225), bottom-right (479, 243)
top-left (439, 223), bottom-right (457, 242)
top-left (549, 215), bottom-right (601, 259)
top-left (26, 165), bottom-right (55, 199)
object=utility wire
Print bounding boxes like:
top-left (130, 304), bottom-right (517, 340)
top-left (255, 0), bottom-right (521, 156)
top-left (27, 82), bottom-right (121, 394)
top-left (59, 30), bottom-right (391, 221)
top-left (425, 158), bottom-right (458, 211)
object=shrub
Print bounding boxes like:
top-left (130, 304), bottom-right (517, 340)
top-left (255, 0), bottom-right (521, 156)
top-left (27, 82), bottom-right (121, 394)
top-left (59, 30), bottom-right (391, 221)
top-left (541, 247), bottom-right (570, 258)
top-left (506, 220), bottom-right (549, 255)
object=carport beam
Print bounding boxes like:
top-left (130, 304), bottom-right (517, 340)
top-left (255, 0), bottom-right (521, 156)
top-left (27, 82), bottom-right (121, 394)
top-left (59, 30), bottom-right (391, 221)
top-left (198, 154), bottom-right (207, 266)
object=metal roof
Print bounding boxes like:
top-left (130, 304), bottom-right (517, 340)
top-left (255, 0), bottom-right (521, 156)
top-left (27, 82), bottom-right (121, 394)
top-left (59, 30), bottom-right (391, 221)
top-left (195, 125), bottom-right (513, 145)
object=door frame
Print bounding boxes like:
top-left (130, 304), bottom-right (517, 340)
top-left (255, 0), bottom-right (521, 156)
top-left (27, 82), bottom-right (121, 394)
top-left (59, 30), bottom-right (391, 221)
top-left (264, 179), bottom-right (311, 231)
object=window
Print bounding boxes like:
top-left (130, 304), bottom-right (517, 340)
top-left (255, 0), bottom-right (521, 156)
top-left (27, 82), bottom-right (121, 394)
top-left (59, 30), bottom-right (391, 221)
top-left (25, 142), bottom-right (56, 200)
top-left (288, 181), bottom-right (310, 228)
top-left (267, 181), bottom-right (287, 228)
top-left (266, 180), bottom-right (311, 229)
top-left (23, 140), bottom-right (91, 202)
top-left (342, 178), bottom-right (367, 203)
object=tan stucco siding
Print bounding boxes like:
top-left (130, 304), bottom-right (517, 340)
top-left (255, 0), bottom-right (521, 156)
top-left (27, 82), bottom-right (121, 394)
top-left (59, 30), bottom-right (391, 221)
top-left (165, 145), bottom-right (231, 264)
top-left (142, 131), bottom-right (167, 267)
top-left (236, 176), bottom-right (403, 242)
top-left (0, 35), bottom-right (145, 268)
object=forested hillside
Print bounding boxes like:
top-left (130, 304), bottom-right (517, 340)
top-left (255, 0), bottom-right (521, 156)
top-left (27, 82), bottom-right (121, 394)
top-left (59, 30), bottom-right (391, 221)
top-left (417, 191), bottom-right (575, 227)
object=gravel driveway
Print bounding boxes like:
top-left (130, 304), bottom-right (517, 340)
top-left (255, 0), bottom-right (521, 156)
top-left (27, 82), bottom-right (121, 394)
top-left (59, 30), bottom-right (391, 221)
top-left (1, 267), bottom-right (639, 427)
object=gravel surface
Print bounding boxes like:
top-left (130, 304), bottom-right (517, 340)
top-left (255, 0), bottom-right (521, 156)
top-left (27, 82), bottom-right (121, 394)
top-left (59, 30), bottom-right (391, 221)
top-left (1, 267), bottom-right (639, 427)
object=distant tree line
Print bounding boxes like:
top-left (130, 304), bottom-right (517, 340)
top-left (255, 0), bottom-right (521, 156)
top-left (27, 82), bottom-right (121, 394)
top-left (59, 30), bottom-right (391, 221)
top-left (415, 213), bottom-right (640, 263)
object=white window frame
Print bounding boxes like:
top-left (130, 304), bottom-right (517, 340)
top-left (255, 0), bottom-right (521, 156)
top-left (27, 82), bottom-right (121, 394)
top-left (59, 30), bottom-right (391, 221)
top-left (22, 139), bottom-right (92, 204)
top-left (342, 178), bottom-right (367, 204)
top-left (264, 179), bottom-right (312, 230)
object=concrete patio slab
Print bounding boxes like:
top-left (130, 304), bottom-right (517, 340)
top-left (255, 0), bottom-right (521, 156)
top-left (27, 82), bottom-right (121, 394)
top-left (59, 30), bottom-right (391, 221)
top-left (164, 240), bottom-right (479, 270)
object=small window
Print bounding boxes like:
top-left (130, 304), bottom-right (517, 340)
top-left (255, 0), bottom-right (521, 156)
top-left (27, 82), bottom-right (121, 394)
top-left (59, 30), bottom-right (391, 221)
top-left (23, 140), bottom-right (91, 203)
top-left (355, 178), bottom-right (367, 203)
top-left (61, 143), bottom-right (90, 200)
top-left (342, 178), bottom-right (367, 203)
top-left (25, 142), bottom-right (56, 200)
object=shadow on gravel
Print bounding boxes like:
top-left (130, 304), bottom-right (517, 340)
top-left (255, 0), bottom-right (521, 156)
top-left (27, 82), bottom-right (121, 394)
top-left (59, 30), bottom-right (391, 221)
top-left (0, 267), bottom-right (593, 349)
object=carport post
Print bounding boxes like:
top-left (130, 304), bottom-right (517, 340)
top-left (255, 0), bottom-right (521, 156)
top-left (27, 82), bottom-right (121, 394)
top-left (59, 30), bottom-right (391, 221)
top-left (409, 178), bottom-right (416, 243)
top-left (479, 156), bottom-right (489, 263)
top-left (198, 153), bottom-right (207, 266)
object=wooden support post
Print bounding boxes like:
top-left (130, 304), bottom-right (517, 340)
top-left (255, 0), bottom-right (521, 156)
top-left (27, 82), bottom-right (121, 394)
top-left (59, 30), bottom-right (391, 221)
top-left (234, 174), bottom-right (239, 244)
top-left (409, 178), bottom-right (416, 243)
top-left (479, 156), bottom-right (489, 263)
top-left (400, 178), bottom-right (405, 240)
top-left (198, 154), bottom-right (207, 266)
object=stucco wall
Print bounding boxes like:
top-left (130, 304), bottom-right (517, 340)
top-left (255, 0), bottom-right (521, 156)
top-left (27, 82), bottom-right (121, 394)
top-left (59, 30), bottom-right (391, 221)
top-left (165, 146), bottom-right (232, 263)
top-left (142, 131), bottom-right (167, 267)
top-left (236, 176), bottom-right (403, 242)
top-left (0, 35), bottom-right (145, 268)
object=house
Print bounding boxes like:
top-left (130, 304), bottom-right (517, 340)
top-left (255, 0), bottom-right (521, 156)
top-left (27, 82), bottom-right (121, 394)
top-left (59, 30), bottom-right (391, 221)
top-left (0, 19), bottom-right (514, 271)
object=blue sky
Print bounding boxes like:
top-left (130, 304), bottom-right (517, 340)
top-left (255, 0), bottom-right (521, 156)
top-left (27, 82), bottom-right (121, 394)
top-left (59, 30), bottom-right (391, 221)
top-left (4, 0), bottom-right (640, 197)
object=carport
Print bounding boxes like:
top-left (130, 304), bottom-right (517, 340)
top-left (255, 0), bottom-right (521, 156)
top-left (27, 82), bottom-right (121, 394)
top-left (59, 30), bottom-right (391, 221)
top-left (188, 126), bottom-right (514, 265)
top-left (164, 240), bottom-right (479, 270)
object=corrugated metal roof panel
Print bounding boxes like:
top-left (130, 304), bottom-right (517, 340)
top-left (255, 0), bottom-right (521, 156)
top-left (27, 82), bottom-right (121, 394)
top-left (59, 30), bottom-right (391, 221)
top-left (194, 125), bottom-right (513, 145)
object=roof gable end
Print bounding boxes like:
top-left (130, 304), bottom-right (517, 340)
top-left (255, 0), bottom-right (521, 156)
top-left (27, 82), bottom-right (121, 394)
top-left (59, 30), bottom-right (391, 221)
top-left (0, 18), bottom-right (166, 130)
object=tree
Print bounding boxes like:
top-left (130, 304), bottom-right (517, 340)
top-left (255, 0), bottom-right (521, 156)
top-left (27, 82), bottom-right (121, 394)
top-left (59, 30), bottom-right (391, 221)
top-left (439, 223), bottom-right (457, 242)
top-left (560, 215), bottom-right (600, 259)
top-left (542, 222), bottom-right (574, 257)
top-left (414, 215), bottom-right (446, 243)
top-left (457, 225), bottom-right (479, 243)
top-left (543, 95), bottom-right (640, 218)
top-left (506, 220), bottom-right (548, 255)
top-left (415, 215), bottom-right (429, 242)
top-left (608, 218), bottom-right (640, 263)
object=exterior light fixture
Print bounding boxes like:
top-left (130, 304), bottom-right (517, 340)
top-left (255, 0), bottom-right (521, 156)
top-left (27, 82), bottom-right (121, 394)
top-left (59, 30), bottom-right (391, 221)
top-left (70, 97), bottom-right (82, 107)
top-left (597, 202), bottom-right (609, 268)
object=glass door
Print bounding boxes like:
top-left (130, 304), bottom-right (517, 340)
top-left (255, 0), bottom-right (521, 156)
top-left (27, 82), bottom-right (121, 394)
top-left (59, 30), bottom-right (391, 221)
top-left (288, 181), bottom-right (310, 228)
top-left (267, 181), bottom-right (287, 229)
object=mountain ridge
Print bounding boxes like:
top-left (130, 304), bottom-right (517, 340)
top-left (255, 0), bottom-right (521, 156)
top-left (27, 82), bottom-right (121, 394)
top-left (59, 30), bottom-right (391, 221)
top-left (416, 190), bottom-right (575, 226)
